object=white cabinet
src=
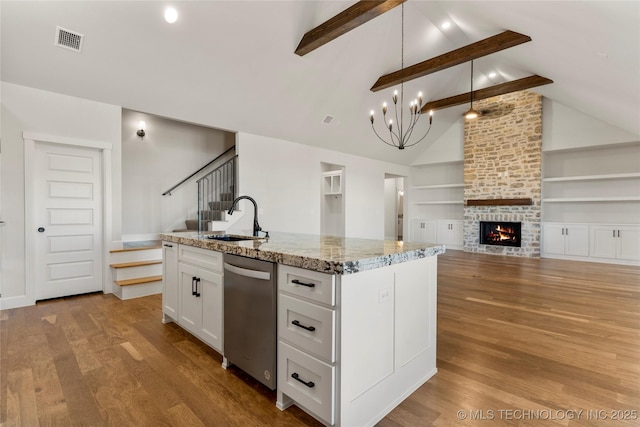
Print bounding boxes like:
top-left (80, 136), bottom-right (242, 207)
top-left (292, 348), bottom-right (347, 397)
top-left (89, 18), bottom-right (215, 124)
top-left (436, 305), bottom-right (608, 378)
top-left (162, 241), bottom-right (178, 323)
top-left (277, 264), bottom-right (337, 425)
top-left (591, 225), bottom-right (640, 262)
top-left (436, 220), bottom-right (463, 249)
top-left (322, 170), bottom-right (342, 195)
top-left (277, 258), bottom-right (438, 427)
top-left (542, 223), bottom-right (589, 257)
top-left (409, 218), bottom-right (436, 243)
top-left (175, 245), bottom-right (224, 353)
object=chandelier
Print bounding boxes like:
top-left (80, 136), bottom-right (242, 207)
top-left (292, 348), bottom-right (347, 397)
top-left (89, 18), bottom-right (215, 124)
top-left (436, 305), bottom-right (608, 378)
top-left (369, 2), bottom-right (433, 150)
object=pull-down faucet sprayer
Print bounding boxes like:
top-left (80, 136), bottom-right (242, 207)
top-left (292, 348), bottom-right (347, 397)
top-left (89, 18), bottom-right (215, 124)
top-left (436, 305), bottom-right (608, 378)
top-left (227, 195), bottom-right (262, 237)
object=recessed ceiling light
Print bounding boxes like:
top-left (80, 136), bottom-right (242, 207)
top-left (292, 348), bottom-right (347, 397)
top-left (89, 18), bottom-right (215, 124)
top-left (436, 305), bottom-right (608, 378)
top-left (441, 21), bottom-right (451, 30)
top-left (488, 72), bottom-right (497, 78)
top-left (164, 7), bottom-right (178, 23)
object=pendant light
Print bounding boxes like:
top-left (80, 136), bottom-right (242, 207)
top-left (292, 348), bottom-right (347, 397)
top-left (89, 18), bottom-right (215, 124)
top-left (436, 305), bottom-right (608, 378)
top-left (369, 2), bottom-right (433, 150)
top-left (464, 60), bottom-right (479, 120)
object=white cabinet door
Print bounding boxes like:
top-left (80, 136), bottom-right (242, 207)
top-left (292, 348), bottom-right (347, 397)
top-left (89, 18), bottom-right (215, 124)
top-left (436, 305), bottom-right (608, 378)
top-left (178, 261), bottom-right (223, 352)
top-left (410, 219), bottom-right (436, 243)
top-left (542, 223), bottom-right (566, 255)
top-left (437, 220), bottom-right (462, 247)
top-left (617, 226), bottom-right (640, 261)
top-left (543, 223), bottom-right (589, 257)
top-left (178, 262), bottom-right (201, 336)
top-left (162, 241), bottom-right (178, 321)
top-left (199, 268), bottom-right (223, 351)
top-left (565, 225), bottom-right (589, 256)
top-left (591, 226), bottom-right (618, 259)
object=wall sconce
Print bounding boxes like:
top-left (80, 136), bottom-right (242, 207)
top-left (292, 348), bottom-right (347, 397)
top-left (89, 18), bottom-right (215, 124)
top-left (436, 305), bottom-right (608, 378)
top-left (137, 121), bottom-right (146, 139)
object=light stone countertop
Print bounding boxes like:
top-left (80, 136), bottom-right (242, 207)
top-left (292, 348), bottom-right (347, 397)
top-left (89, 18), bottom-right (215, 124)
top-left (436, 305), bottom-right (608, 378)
top-left (160, 231), bottom-right (445, 275)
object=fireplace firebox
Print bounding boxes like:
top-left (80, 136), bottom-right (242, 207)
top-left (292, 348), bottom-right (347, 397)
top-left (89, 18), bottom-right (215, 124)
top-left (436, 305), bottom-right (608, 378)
top-left (479, 221), bottom-right (522, 247)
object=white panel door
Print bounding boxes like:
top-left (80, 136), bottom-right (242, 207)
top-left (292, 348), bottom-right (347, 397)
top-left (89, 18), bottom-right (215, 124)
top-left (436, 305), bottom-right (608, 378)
top-left (34, 142), bottom-right (103, 300)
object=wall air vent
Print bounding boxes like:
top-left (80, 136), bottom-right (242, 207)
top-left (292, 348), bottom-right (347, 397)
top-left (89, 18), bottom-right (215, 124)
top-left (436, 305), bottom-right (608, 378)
top-left (322, 115), bottom-right (335, 125)
top-left (55, 26), bottom-right (83, 52)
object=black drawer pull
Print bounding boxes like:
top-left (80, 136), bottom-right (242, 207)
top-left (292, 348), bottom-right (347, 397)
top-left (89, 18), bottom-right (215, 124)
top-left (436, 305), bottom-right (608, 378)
top-left (292, 279), bottom-right (315, 288)
top-left (292, 320), bottom-right (315, 332)
top-left (163, 244), bottom-right (173, 248)
top-left (192, 276), bottom-right (197, 296)
top-left (291, 372), bottom-right (315, 388)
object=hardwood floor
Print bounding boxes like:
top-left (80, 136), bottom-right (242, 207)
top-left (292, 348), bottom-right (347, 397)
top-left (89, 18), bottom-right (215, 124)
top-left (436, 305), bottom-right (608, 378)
top-left (1, 251), bottom-right (638, 426)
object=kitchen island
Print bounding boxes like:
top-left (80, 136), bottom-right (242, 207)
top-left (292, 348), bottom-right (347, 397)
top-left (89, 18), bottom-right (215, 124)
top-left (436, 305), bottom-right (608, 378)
top-left (160, 231), bottom-right (444, 427)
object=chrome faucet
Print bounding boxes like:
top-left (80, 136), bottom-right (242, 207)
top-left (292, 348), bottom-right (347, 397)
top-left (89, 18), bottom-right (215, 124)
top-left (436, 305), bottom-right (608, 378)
top-left (228, 195), bottom-right (262, 237)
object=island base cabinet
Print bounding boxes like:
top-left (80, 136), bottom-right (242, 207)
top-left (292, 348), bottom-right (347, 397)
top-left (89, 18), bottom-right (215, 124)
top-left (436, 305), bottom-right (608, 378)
top-left (277, 257), bottom-right (438, 427)
top-left (176, 247), bottom-right (223, 354)
top-left (278, 342), bottom-right (336, 425)
top-left (162, 241), bottom-right (178, 323)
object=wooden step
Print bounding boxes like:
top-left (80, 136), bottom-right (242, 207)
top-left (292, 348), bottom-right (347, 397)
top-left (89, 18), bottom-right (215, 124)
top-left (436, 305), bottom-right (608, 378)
top-left (114, 275), bottom-right (162, 287)
top-left (110, 243), bottom-right (162, 253)
top-left (110, 260), bottom-right (162, 269)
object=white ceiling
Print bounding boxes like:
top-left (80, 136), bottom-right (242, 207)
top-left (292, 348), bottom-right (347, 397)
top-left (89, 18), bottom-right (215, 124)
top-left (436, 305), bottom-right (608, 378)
top-left (2, 1), bottom-right (639, 165)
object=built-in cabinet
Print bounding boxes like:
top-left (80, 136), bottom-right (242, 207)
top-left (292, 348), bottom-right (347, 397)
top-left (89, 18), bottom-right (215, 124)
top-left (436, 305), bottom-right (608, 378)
top-left (162, 243), bottom-right (224, 353)
top-left (541, 222), bottom-right (640, 264)
top-left (409, 218), bottom-right (462, 249)
top-left (541, 223), bottom-right (589, 257)
top-left (541, 142), bottom-right (640, 265)
top-left (409, 161), bottom-right (464, 249)
top-left (590, 225), bottom-right (640, 261)
top-left (321, 164), bottom-right (345, 237)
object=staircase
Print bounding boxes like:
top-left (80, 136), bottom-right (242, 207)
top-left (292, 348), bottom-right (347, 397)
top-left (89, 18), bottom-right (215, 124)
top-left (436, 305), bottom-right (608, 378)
top-left (184, 155), bottom-right (237, 232)
top-left (109, 241), bottom-right (163, 300)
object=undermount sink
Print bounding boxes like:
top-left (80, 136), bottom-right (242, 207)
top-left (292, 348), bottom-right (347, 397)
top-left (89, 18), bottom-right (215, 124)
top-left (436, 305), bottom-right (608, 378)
top-left (205, 234), bottom-right (255, 242)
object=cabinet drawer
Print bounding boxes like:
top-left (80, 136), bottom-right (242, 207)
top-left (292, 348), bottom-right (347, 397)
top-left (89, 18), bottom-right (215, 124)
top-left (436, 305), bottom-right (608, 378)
top-left (279, 294), bottom-right (335, 363)
top-left (178, 244), bottom-right (222, 273)
top-left (278, 341), bottom-right (335, 425)
top-left (278, 265), bottom-right (335, 306)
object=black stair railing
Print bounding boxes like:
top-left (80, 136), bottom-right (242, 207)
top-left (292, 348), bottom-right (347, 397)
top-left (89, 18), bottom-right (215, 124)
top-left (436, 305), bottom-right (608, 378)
top-left (196, 156), bottom-right (237, 234)
top-left (162, 145), bottom-right (236, 196)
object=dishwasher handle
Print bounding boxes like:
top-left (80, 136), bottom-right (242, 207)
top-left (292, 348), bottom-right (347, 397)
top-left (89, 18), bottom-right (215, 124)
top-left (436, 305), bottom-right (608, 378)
top-left (224, 262), bottom-right (271, 281)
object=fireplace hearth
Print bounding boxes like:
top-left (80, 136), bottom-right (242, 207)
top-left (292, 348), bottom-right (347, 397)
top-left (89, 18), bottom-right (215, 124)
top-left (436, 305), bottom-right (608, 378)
top-left (479, 221), bottom-right (522, 247)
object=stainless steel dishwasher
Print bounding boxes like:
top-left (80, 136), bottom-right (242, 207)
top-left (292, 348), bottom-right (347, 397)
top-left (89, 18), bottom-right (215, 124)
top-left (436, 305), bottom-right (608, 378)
top-left (223, 254), bottom-right (277, 390)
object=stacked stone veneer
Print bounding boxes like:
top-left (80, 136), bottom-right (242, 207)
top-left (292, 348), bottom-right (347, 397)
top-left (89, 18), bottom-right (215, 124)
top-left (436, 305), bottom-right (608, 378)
top-left (463, 90), bottom-right (542, 257)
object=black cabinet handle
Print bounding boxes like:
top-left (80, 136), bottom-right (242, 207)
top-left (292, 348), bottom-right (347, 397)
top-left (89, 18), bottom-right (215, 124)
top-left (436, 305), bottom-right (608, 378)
top-left (195, 278), bottom-right (201, 297)
top-left (192, 277), bottom-right (197, 296)
top-left (164, 244), bottom-right (173, 248)
top-left (292, 320), bottom-right (315, 332)
top-left (618, 230), bottom-right (621, 238)
top-left (291, 373), bottom-right (315, 388)
top-left (613, 230), bottom-right (616, 238)
top-left (38, 227), bottom-right (45, 233)
top-left (292, 279), bottom-right (315, 288)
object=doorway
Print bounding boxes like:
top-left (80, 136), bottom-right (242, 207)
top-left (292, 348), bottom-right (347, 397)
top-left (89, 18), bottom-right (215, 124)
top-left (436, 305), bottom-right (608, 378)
top-left (384, 175), bottom-right (405, 241)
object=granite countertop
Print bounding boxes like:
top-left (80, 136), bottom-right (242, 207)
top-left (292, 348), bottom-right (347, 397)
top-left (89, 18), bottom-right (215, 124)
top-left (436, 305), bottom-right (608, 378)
top-left (160, 231), bottom-right (445, 275)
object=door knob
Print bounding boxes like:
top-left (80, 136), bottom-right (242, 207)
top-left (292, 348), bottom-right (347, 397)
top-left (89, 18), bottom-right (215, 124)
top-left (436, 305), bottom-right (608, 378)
top-left (37, 227), bottom-right (45, 232)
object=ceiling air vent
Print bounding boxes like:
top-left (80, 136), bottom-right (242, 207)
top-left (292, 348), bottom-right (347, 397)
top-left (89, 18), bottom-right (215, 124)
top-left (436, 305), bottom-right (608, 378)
top-left (55, 26), bottom-right (83, 52)
top-left (322, 115), bottom-right (335, 125)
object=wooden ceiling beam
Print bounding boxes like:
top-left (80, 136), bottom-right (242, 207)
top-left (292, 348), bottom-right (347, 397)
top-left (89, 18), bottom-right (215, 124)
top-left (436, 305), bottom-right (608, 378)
top-left (420, 75), bottom-right (553, 112)
top-left (295, 0), bottom-right (405, 56)
top-left (370, 30), bottom-right (532, 92)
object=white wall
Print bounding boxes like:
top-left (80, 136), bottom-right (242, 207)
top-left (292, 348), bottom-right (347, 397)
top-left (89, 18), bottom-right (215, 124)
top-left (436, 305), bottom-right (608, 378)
top-left (411, 120), bottom-right (464, 166)
top-left (233, 133), bottom-right (410, 240)
top-left (542, 99), bottom-right (639, 151)
top-left (0, 82), bottom-right (122, 307)
top-left (121, 109), bottom-right (235, 239)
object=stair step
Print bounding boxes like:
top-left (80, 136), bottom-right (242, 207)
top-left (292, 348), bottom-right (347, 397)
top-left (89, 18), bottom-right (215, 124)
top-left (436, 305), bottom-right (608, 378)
top-left (110, 243), bottom-right (162, 253)
top-left (115, 275), bottom-right (162, 287)
top-left (110, 260), bottom-right (162, 269)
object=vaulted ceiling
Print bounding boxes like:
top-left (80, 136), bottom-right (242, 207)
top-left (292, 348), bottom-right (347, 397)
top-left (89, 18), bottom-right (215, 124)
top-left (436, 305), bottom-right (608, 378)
top-left (2, 1), bottom-right (638, 165)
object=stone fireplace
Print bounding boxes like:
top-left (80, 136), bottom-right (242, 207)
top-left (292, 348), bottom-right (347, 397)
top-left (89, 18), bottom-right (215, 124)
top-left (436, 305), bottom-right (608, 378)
top-left (463, 90), bottom-right (542, 257)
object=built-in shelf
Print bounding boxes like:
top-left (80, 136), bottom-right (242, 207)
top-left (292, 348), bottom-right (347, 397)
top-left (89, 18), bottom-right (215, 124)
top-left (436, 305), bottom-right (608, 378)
top-left (413, 201), bottom-right (463, 205)
top-left (412, 183), bottom-right (464, 189)
top-left (543, 172), bottom-right (640, 182)
top-left (543, 196), bottom-right (640, 203)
